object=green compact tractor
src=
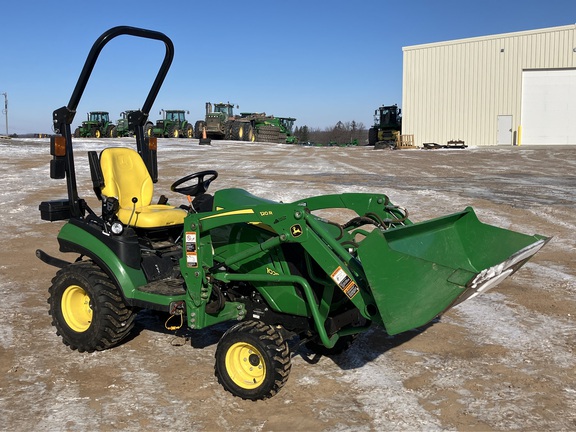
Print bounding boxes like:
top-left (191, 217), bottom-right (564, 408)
top-left (368, 104), bottom-right (402, 148)
top-left (147, 109), bottom-right (194, 138)
top-left (73, 111), bottom-right (116, 138)
top-left (39, 27), bottom-right (549, 401)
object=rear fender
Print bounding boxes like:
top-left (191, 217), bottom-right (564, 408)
top-left (57, 222), bottom-right (147, 299)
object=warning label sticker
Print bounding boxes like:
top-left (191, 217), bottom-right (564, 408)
top-left (186, 253), bottom-right (198, 268)
top-left (331, 266), bottom-right (359, 299)
top-left (186, 232), bottom-right (198, 268)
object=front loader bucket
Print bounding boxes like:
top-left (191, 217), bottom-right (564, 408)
top-left (356, 207), bottom-right (548, 335)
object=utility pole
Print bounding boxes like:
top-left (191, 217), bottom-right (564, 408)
top-left (1, 93), bottom-right (7, 136)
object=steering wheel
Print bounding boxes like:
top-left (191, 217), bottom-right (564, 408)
top-left (170, 170), bottom-right (218, 197)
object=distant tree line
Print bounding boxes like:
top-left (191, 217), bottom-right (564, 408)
top-left (293, 120), bottom-right (367, 145)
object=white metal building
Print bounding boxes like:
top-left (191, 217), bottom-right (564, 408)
top-left (402, 24), bottom-right (576, 146)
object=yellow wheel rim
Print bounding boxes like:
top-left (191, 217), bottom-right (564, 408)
top-left (187, 128), bottom-right (193, 138)
top-left (225, 342), bottom-right (266, 389)
top-left (95, 130), bottom-right (101, 138)
top-left (61, 285), bottom-right (92, 332)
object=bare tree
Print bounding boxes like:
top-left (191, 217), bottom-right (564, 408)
top-left (295, 121), bottom-right (367, 145)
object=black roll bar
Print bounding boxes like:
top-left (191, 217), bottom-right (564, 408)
top-left (51, 26), bottom-right (174, 218)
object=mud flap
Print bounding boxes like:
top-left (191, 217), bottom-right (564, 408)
top-left (356, 208), bottom-right (549, 335)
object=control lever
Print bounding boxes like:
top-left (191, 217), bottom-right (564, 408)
top-left (127, 197), bottom-right (138, 227)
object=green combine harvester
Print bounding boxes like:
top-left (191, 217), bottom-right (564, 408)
top-left (38, 27), bottom-right (549, 401)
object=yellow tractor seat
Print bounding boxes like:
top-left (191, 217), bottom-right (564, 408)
top-left (99, 147), bottom-right (186, 228)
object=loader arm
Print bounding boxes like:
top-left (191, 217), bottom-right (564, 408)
top-left (180, 190), bottom-right (394, 347)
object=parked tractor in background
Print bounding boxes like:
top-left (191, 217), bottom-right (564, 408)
top-left (194, 102), bottom-right (297, 143)
top-left (146, 109), bottom-right (194, 138)
top-left (278, 117), bottom-right (298, 144)
top-left (114, 110), bottom-right (137, 137)
top-left (195, 102), bottom-right (248, 141)
top-left (368, 104), bottom-right (402, 148)
top-left (74, 111), bottom-right (116, 138)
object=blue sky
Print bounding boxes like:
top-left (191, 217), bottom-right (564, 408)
top-left (1, 0), bottom-right (575, 134)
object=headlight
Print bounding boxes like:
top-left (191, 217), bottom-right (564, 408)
top-left (111, 221), bottom-right (124, 235)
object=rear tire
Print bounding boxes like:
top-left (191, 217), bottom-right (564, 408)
top-left (48, 261), bottom-right (135, 353)
top-left (215, 320), bottom-right (291, 400)
top-left (243, 123), bottom-right (255, 141)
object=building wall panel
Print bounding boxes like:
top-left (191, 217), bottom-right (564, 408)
top-left (402, 25), bottom-right (576, 146)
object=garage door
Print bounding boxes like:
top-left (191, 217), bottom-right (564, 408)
top-left (521, 69), bottom-right (576, 145)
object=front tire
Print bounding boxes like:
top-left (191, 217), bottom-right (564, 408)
top-left (145, 123), bottom-right (154, 137)
top-left (368, 127), bottom-right (378, 145)
top-left (194, 121), bottom-right (205, 139)
top-left (230, 122), bottom-right (244, 141)
top-left (48, 261), bottom-right (135, 353)
top-left (167, 125), bottom-right (179, 138)
top-left (215, 320), bottom-right (291, 400)
top-left (184, 123), bottom-right (194, 138)
top-left (107, 125), bottom-right (117, 138)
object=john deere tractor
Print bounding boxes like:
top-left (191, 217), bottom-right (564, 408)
top-left (38, 27), bottom-right (549, 401)
top-left (114, 110), bottom-right (137, 137)
top-left (147, 109), bottom-right (194, 138)
top-left (368, 104), bottom-right (402, 148)
top-left (195, 102), bottom-right (249, 141)
top-left (73, 111), bottom-right (116, 138)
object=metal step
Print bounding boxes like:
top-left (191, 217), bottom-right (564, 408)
top-left (138, 278), bottom-right (186, 296)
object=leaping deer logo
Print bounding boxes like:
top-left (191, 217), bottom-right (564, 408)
top-left (290, 224), bottom-right (303, 237)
